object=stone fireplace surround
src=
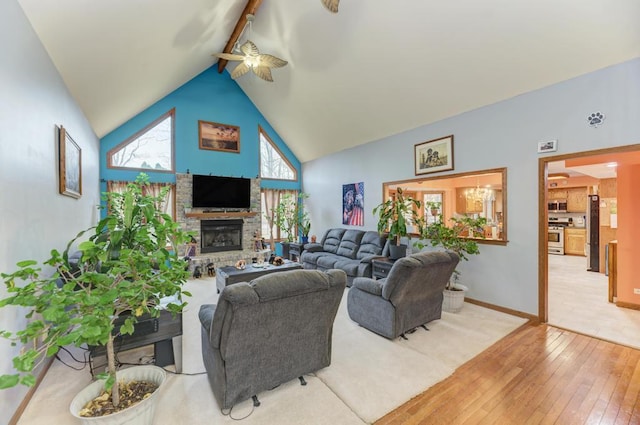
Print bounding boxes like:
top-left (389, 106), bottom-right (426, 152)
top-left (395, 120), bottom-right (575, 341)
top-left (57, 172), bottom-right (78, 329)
top-left (176, 173), bottom-right (264, 270)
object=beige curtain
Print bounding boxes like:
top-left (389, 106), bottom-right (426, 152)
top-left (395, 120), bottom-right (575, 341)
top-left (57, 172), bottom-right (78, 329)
top-left (106, 180), bottom-right (176, 220)
top-left (261, 189), bottom-right (297, 245)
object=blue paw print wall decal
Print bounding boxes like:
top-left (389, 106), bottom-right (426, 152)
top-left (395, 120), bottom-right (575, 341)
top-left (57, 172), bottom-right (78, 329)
top-left (588, 112), bottom-right (605, 128)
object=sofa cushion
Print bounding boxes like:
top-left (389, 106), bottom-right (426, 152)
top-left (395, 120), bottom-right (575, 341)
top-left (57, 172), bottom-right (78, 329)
top-left (336, 230), bottom-right (365, 259)
top-left (321, 228), bottom-right (346, 254)
top-left (356, 231), bottom-right (387, 260)
top-left (333, 259), bottom-right (360, 277)
top-left (316, 254), bottom-right (342, 270)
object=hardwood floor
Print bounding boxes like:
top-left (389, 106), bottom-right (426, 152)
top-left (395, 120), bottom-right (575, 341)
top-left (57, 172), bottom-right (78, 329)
top-left (375, 323), bottom-right (640, 425)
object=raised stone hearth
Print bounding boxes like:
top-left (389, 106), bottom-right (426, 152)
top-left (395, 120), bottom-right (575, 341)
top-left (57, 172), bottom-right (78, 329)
top-left (176, 174), bottom-right (265, 270)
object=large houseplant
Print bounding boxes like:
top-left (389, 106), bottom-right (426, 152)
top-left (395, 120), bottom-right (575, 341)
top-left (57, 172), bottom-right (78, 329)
top-left (274, 192), bottom-right (310, 244)
top-left (0, 173), bottom-right (192, 420)
top-left (420, 214), bottom-right (486, 312)
top-left (373, 188), bottom-right (422, 259)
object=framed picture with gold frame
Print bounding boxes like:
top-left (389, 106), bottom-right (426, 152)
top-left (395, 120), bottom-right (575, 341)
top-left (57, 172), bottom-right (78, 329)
top-left (59, 126), bottom-right (82, 199)
top-left (198, 120), bottom-right (240, 153)
top-left (414, 135), bottom-right (454, 175)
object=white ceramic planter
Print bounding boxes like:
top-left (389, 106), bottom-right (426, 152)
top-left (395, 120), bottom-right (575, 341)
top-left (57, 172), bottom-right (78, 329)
top-left (442, 283), bottom-right (468, 313)
top-left (70, 365), bottom-right (165, 425)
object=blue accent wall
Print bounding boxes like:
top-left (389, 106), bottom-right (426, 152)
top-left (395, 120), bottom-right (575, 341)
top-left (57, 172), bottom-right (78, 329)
top-left (100, 66), bottom-right (301, 191)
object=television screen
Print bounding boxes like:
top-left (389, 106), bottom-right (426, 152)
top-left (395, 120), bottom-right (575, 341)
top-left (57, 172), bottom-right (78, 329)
top-left (192, 175), bottom-right (251, 209)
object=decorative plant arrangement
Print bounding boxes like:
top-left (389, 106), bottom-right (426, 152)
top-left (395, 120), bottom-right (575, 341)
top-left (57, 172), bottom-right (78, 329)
top-left (420, 215), bottom-right (487, 288)
top-left (0, 173), bottom-right (192, 420)
top-left (274, 192), bottom-right (309, 243)
top-left (373, 188), bottom-right (422, 259)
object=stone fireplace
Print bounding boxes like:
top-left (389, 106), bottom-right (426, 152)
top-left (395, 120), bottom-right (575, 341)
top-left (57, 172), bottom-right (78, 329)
top-left (175, 173), bottom-right (264, 269)
top-left (200, 219), bottom-right (243, 253)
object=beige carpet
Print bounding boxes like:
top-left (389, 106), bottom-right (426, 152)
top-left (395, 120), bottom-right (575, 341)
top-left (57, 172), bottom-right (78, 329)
top-left (17, 278), bottom-right (527, 424)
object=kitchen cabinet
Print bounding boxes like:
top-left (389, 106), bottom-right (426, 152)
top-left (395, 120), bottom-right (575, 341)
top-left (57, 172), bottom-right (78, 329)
top-left (548, 189), bottom-right (568, 200)
top-left (566, 187), bottom-right (587, 212)
top-left (564, 228), bottom-right (586, 256)
top-left (456, 188), bottom-right (483, 213)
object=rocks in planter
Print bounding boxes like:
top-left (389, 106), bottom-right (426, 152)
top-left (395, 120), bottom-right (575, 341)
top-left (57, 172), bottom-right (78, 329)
top-left (70, 365), bottom-right (165, 425)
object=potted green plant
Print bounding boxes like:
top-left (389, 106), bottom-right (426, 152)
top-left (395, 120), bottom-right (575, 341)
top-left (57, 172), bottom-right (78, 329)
top-left (299, 210), bottom-right (311, 244)
top-left (425, 200), bottom-right (442, 218)
top-left (373, 188), bottom-right (422, 259)
top-left (419, 214), bottom-right (487, 312)
top-left (0, 173), bottom-right (192, 423)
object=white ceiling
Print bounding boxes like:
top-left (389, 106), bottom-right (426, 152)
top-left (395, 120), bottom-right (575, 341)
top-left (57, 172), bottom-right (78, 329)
top-left (17, 0), bottom-right (640, 163)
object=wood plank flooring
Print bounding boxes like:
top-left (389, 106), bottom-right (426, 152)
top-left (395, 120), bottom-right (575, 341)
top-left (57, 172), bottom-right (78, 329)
top-left (375, 324), bottom-right (640, 425)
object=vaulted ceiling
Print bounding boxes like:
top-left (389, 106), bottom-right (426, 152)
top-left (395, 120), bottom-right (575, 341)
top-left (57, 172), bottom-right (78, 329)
top-left (17, 0), bottom-right (640, 162)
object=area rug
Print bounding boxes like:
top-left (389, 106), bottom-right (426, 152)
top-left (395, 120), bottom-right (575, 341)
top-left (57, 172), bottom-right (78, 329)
top-left (17, 279), bottom-right (527, 425)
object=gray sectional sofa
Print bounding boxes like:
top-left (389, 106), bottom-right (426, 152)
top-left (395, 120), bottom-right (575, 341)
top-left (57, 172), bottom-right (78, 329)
top-left (300, 228), bottom-right (388, 285)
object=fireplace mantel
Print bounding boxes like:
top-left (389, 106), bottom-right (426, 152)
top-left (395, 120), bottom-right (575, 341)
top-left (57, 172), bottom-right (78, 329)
top-left (185, 212), bottom-right (257, 219)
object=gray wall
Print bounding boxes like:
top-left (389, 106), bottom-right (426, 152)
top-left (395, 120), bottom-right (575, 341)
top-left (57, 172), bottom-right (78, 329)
top-left (302, 58), bottom-right (640, 316)
top-left (0, 1), bottom-right (100, 422)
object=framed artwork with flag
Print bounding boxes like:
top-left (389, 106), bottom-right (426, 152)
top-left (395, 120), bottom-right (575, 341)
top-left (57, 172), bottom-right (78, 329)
top-left (342, 182), bottom-right (364, 226)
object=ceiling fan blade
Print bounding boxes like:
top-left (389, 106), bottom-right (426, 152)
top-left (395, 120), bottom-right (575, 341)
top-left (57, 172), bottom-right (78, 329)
top-left (214, 53), bottom-right (245, 62)
top-left (321, 0), bottom-right (339, 13)
top-left (231, 62), bottom-right (251, 79)
top-left (252, 66), bottom-right (274, 82)
top-left (240, 40), bottom-right (260, 56)
top-left (258, 54), bottom-right (288, 69)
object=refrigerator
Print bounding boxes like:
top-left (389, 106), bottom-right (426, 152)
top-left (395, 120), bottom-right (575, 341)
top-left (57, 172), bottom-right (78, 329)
top-left (586, 194), bottom-right (600, 272)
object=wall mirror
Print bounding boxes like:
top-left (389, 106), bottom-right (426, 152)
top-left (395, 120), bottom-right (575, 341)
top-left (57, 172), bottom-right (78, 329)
top-left (382, 167), bottom-right (507, 244)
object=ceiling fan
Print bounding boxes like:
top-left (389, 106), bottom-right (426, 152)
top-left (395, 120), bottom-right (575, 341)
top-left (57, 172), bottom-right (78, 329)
top-left (213, 14), bottom-right (288, 82)
top-left (321, 0), bottom-right (340, 13)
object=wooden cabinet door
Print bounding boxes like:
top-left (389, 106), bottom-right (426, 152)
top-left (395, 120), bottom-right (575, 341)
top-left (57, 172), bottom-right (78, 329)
top-left (564, 229), bottom-right (586, 256)
top-left (549, 189), bottom-right (568, 200)
top-left (566, 187), bottom-right (587, 212)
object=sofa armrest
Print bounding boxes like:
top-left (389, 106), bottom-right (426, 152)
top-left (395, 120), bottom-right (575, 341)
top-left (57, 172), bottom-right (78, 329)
top-left (352, 277), bottom-right (384, 296)
top-left (198, 304), bottom-right (217, 336)
top-left (358, 255), bottom-right (387, 264)
top-left (302, 243), bottom-right (324, 253)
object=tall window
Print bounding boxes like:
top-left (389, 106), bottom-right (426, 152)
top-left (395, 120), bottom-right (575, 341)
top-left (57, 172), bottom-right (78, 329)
top-left (107, 109), bottom-right (175, 172)
top-left (261, 189), bottom-right (298, 245)
top-left (423, 192), bottom-right (444, 224)
top-left (106, 180), bottom-right (175, 220)
top-left (259, 126), bottom-right (296, 181)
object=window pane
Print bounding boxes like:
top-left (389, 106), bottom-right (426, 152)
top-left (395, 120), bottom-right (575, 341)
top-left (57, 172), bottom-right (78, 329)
top-left (109, 112), bottom-right (173, 171)
top-left (260, 130), bottom-right (295, 180)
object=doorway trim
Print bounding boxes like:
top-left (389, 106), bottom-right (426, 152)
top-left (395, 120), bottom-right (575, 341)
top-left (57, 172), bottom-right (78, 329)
top-left (538, 143), bottom-right (640, 322)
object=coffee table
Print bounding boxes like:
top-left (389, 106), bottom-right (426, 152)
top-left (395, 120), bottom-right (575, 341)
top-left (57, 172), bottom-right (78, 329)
top-left (216, 260), bottom-right (303, 293)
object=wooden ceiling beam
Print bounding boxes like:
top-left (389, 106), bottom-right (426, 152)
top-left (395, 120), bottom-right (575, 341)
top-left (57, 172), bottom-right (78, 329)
top-left (217, 0), bottom-right (264, 73)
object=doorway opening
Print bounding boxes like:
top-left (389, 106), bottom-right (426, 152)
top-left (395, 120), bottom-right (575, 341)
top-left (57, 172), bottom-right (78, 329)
top-left (539, 144), bottom-right (640, 348)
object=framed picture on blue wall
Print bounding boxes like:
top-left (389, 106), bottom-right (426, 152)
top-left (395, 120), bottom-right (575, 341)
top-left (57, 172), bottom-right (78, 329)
top-left (198, 120), bottom-right (240, 153)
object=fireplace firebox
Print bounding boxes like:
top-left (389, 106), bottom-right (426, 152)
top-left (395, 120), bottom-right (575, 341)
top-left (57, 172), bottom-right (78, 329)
top-left (201, 219), bottom-right (243, 253)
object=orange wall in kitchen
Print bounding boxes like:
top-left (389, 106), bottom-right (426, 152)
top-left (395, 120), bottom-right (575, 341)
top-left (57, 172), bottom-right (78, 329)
top-left (616, 164), bottom-right (640, 306)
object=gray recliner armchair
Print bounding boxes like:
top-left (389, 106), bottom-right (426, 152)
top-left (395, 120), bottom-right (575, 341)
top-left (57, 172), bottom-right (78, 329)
top-left (199, 269), bottom-right (346, 410)
top-left (347, 251), bottom-right (459, 339)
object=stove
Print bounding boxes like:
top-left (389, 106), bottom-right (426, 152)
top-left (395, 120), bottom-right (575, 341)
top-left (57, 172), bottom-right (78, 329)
top-left (548, 217), bottom-right (569, 255)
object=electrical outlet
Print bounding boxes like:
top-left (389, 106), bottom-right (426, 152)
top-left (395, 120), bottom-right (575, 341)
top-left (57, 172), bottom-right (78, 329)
top-left (634, 288), bottom-right (640, 295)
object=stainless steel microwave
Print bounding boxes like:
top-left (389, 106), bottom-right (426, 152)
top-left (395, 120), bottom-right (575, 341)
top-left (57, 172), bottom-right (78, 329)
top-left (548, 199), bottom-right (567, 213)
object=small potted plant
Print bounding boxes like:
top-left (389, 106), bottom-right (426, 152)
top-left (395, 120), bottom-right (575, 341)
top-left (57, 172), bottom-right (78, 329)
top-left (0, 173), bottom-right (192, 423)
top-left (299, 211), bottom-right (311, 244)
top-left (419, 214), bottom-right (487, 312)
top-left (373, 188), bottom-right (422, 259)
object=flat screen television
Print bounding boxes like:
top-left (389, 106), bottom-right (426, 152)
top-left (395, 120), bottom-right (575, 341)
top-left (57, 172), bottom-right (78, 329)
top-left (192, 175), bottom-right (251, 209)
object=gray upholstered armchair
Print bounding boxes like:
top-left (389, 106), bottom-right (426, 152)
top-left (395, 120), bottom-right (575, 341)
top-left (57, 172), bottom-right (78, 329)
top-left (347, 251), bottom-right (459, 339)
top-left (199, 269), bottom-right (346, 410)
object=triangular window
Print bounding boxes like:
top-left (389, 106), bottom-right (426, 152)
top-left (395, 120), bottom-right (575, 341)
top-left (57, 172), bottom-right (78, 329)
top-left (107, 109), bottom-right (175, 172)
top-left (259, 126), bottom-right (296, 181)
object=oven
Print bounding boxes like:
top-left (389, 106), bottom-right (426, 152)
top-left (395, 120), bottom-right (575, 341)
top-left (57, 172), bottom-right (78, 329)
top-left (548, 226), bottom-right (564, 255)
